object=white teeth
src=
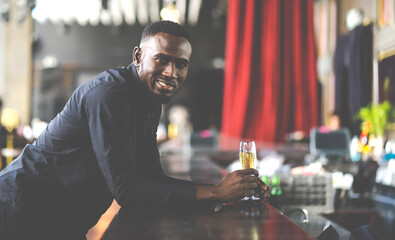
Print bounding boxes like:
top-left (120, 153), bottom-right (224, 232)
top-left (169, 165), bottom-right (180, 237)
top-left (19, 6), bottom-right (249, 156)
top-left (158, 81), bottom-right (168, 87)
top-left (158, 80), bottom-right (173, 88)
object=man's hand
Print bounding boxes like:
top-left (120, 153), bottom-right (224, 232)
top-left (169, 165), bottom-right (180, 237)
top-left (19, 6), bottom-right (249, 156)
top-left (255, 176), bottom-right (270, 202)
top-left (213, 169), bottom-right (259, 202)
top-left (197, 169), bottom-right (262, 203)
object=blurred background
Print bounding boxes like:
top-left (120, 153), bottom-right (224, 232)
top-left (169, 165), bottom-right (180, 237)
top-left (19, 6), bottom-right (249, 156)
top-left (0, 0), bottom-right (394, 142)
top-left (1, 0), bottom-right (395, 239)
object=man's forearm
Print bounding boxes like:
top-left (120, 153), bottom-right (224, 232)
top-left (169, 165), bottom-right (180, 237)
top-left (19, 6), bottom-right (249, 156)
top-left (196, 185), bottom-right (217, 201)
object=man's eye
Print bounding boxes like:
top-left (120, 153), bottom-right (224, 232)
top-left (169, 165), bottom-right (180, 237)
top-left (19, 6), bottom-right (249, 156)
top-left (176, 62), bottom-right (188, 69)
top-left (156, 56), bottom-right (169, 64)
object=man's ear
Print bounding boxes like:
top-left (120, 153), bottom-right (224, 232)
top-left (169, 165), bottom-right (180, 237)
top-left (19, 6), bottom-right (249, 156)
top-left (133, 47), bottom-right (142, 66)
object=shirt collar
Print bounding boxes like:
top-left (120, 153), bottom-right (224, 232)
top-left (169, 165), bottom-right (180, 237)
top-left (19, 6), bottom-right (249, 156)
top-left (127, 63), bottom-right (160, 113)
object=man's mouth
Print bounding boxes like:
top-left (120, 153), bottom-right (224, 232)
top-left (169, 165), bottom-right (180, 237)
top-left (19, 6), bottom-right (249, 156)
top-left (155, 79), bottom-right (176, 91)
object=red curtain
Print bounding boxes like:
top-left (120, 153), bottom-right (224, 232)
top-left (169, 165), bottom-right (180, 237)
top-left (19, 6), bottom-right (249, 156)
top-left (221, 0), bottom-right (318, 142)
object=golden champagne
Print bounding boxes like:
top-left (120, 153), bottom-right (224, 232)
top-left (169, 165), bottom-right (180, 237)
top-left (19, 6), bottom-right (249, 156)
top-left (239, 152), bottom-right (256, 169)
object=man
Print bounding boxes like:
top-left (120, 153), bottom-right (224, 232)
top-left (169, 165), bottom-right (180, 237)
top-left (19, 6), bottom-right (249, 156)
top-left (0, 21), bottom-right (266, 240)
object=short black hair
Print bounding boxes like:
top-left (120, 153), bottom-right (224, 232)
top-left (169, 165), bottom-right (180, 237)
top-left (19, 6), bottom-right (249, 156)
top-left (141, 21), bottom-right (190, 44)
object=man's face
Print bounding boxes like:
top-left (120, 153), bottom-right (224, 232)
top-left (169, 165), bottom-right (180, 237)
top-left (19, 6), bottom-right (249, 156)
top-left (134, 32), bottom-right (192, 103)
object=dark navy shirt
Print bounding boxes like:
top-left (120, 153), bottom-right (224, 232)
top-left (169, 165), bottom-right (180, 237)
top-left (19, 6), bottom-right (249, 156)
top-left (0, 64), bottom-right (196, 236)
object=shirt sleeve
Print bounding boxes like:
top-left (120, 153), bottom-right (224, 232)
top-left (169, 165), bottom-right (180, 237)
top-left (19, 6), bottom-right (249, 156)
top-left (83, 82), bottom-right (197, 208)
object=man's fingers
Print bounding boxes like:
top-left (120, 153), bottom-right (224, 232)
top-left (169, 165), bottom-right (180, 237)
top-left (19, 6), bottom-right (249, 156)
top-left (245, 182), bottom-right (258, 189)
top-left (261, 191), bottom-right (271, 201)
top-left (241, 175), bottom-right (258, 183)
top-left (257, 176), bottom-right (265, 184)
top-left (257, 179), bottom-right (268, 190)
top-left (240, 168), bottom-right (259, 176)
top-left (245, 189), bottom-right (255, 196)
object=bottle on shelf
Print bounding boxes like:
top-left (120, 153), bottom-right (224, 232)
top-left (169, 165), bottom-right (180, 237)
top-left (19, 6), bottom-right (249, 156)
top-left (269, 174), bottom-right (282, 209)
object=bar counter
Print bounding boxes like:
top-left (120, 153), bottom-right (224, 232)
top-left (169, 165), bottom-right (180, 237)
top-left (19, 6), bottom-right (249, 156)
top-left (102, 200), bottom-right (315, 240)
top-left (101, 136), bottom-right (350, 239)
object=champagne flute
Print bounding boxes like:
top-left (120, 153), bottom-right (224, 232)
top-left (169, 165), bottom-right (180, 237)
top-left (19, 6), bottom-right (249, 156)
top-left (239, 141), bottom-right (258, 200)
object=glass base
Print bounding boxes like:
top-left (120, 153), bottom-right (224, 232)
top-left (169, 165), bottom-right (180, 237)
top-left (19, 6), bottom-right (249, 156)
top-left (241, 195), bottom-right (260, 201)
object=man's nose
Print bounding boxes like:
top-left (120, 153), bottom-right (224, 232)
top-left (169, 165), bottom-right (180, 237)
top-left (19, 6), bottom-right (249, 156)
top-left (163, 62), bottom-right (177, 78)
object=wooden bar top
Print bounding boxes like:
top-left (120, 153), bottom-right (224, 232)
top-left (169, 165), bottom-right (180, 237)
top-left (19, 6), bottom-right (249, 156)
top-left (100, 137), bottom-right (316, 239)
top-left (101, 200), bottom-right (315, 240)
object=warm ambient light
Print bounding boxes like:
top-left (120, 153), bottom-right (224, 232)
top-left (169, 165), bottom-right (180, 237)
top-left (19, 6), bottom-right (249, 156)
top-left (1, 108), bottom-right (19, 133)
top-left (30, 0), bottom-right (201, 26)
top-left (160, 3), bottom-right (180, 23)
top-left (1, 108), bottom-right (20, 166)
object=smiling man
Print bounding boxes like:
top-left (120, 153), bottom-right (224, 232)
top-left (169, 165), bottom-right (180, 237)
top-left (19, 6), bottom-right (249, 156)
top-left (135, 31), bottom-right (191, 102)
top-left (0, 21), bottom-right (265, 240)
